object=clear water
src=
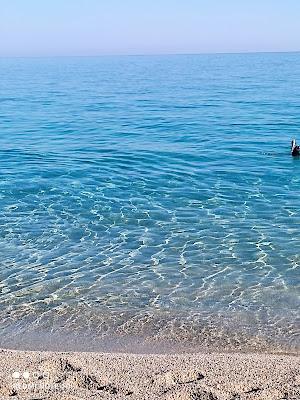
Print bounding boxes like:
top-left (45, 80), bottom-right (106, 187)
top-left (0, 53), bottom-right (299, 353)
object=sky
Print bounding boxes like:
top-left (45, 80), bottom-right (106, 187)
top-left (0, 0), bottom-right (300, 57)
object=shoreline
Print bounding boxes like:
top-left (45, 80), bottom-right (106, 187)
top-left (1, 307), bottom-right (298, 356)
top-left (0, 348), bottom-right (299, 399)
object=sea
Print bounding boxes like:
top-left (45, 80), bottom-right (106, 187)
top-left (0, 53), bottom-right (299, 353)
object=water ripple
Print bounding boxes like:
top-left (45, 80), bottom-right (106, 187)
top-left (0, 53), bottom-right (299, 351)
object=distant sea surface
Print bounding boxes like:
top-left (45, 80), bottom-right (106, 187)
top-left (0, 53), bottom-right (299, 353)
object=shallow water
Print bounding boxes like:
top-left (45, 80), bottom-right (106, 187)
top-left (0, 53), bottom-right (299, 352)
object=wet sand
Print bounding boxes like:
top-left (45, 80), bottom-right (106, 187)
top-left (0, 348), bottom-right (299, 399)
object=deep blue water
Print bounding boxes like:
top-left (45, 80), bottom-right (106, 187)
top-left (0, 53), bottom-right (299, 352)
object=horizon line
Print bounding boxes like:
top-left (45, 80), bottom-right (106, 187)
top-left (1, 49), bottom-right (300, 59)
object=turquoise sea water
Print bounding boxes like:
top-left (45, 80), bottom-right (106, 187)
top-left (0, 53), bottom-right (299, 352)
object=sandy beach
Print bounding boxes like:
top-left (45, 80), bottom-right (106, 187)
top-left (0, 349), bottom-right (298, 399)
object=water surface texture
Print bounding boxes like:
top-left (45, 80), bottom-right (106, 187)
top-left (0, 53), bottom-right (299, 352)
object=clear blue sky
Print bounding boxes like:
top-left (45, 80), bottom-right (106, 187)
top-left (1, 0), bottom-right (299, 56)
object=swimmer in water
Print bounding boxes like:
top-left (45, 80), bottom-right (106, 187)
top-left (291, 139), bottom-right (300, 156)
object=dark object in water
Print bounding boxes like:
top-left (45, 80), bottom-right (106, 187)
top-left (291, 139), bottom-right (300, 156)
